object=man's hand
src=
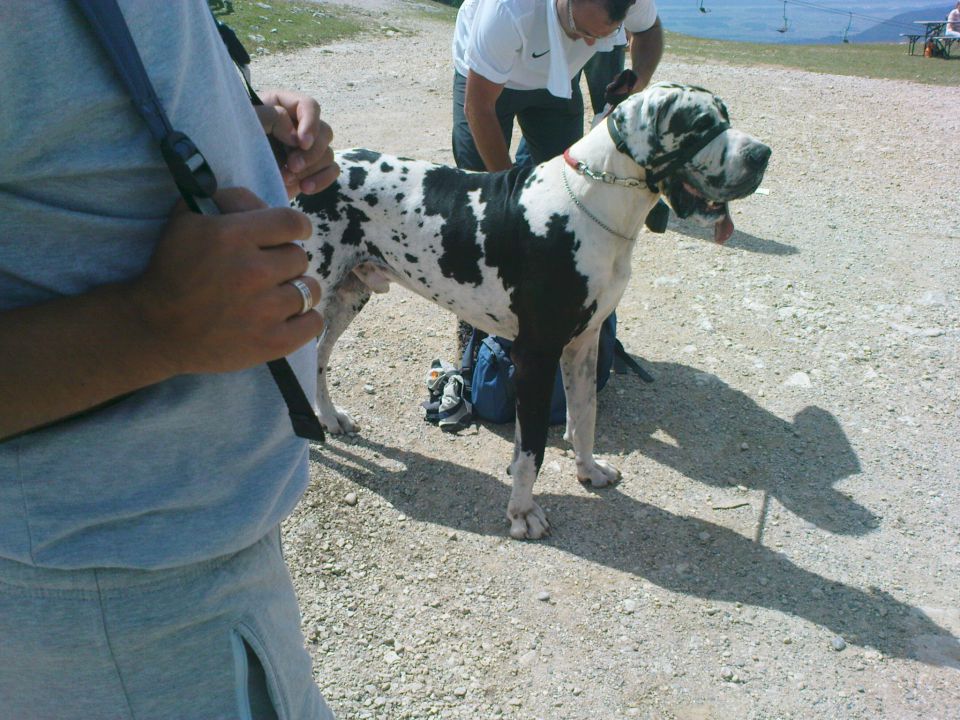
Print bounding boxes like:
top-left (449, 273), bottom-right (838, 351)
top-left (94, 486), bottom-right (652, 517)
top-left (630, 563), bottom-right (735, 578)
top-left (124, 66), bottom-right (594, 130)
top-left (127, 187), bottom-right (324, 375)
top-left (0, 187), bottom-right (325, 439)
top-left (255, 89), bottom-right (339, 196)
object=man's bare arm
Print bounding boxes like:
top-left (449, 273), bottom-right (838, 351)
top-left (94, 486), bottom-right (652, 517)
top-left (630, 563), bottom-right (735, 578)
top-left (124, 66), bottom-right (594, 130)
top-left (629, 17), bottom-right (664, 91)
top-left (464, 70), bottom-right (513, 171)
top-left (0, 188), bottom-right (323, 441)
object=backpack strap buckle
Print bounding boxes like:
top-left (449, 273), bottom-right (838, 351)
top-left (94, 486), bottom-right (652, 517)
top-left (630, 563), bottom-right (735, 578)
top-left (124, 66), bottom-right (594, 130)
top-left (160, 131), bottom-right (217, 199)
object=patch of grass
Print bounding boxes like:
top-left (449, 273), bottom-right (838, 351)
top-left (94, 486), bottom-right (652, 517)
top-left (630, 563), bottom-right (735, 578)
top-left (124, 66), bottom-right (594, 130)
top-left (664, 31), bottom-right (959, 87)
top-left (208, 0), bottom-right (370, 54)
top-left (405, 0), bottom-right (459, 25)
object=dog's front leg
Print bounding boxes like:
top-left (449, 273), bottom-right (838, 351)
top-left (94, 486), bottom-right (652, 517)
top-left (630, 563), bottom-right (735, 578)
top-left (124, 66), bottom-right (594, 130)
top-left (314, 274), bottom-right (371, 434)
top-left (506, 341), bottom-right (560, 540)
top-left (560, 330), bottom-right (621, 488)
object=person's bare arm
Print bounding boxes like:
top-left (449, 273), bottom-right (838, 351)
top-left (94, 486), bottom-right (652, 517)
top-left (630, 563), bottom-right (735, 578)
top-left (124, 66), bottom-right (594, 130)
top-left (464, 70), bottom-right (513, 172)
top-left (0, 188), bottom-right (323, 441)
top-left (628, 17), bottom-right (664, 91)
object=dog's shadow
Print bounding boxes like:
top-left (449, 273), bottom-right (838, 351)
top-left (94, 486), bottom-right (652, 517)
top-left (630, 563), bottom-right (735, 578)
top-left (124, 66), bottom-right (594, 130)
top-left (309, 361), bottom-right (959, 668)
top-left (481, 360), bottom-right (874, 536)
top-left (668, 215), bottom-right (798, 255)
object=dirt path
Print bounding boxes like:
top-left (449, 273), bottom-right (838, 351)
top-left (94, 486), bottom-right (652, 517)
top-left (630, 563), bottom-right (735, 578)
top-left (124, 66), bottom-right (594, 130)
top-left (254, 5), bottom-right (960, 718)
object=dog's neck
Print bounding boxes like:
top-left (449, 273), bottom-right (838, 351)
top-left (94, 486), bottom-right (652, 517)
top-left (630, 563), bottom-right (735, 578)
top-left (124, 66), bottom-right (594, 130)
top-left (561, 123), bottom-right (661, 239)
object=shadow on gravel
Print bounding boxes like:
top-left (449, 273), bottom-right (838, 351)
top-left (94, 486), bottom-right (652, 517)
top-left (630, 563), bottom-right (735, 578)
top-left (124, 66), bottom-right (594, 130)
top-left (606, 360), bottom-right (877, 536)
top-left (311, 437), bottom-right (959, 668)
top-left (309, 361), bottom-right (960, 668)
top-left (479, 360), bottom-right (875, 536)
top-left (668, 217), bottom-right (798, 255)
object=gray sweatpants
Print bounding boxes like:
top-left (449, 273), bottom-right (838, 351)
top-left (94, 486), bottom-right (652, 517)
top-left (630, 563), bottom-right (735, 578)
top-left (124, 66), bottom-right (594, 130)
top-left (0, 528), bottom-right (334, 720)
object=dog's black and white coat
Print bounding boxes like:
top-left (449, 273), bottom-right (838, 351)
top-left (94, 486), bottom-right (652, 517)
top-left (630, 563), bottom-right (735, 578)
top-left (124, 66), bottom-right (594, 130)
top-left (296, 83), bottom-right (770, 539)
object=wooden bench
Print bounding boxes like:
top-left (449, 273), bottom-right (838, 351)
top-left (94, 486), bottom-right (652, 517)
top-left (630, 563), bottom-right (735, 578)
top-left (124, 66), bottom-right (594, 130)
top-left (929, 35), bottom-right (959, 58)
top-left (901, 33), bottom-right (923, 55)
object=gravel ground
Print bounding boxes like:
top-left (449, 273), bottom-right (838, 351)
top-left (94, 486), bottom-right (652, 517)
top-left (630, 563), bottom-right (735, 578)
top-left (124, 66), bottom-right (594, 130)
top-left (253, 4), bottom-right (960, 718)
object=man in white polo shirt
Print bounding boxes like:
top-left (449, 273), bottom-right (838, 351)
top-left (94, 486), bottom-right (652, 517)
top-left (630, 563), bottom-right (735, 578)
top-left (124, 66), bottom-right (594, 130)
top-left (451, 0), bottom-right (662, 173)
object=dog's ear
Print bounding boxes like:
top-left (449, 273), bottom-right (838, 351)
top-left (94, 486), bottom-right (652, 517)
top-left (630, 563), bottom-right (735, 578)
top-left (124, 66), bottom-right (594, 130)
top-left (713, 95), bottom-right (730, 123)
top-left (609, 82), bottom-right (683, 167)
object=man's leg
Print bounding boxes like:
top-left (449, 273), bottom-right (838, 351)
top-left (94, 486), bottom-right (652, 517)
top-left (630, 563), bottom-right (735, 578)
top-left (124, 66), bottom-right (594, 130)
top-left (514, 83), bottom-right (585, 165)
top-left (0, 529), bottom-right (333, 719)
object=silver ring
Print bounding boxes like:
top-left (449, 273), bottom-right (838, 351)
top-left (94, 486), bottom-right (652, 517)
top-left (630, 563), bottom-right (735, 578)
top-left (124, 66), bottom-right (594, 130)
top-left (289, 278), bottom-right (313, 315)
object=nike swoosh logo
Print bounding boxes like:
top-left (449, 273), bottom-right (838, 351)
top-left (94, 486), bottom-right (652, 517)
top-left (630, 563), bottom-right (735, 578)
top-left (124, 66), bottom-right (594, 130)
top-left (532, 49), bottom-right (550, 58)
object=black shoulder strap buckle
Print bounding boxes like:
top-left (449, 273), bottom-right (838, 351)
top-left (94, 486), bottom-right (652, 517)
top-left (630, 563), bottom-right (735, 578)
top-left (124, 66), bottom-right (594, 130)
top-left (160, 131), bottom-right (217, 199)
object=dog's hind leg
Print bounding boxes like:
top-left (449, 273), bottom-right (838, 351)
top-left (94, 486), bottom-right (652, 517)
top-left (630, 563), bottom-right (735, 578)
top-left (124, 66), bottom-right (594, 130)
top-left (314, 273), bottom-right (372, 434)
top-left (506, 340), bottom-right (561, 540)
top-left (560, 329), bottom-right (621, 488)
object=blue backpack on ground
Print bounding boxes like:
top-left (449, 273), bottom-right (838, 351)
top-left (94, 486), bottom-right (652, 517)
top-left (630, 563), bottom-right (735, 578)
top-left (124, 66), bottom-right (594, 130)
top-left (461, 314), bottom-right (652, 425)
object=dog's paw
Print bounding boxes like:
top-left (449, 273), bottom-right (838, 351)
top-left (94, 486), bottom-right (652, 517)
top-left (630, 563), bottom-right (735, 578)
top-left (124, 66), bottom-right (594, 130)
top-left (507, 502), bottom-right (550, 540)
top-left (577, 459), bottom-right (621, 488)
top-left (318, 406), bottom-right (360, 435)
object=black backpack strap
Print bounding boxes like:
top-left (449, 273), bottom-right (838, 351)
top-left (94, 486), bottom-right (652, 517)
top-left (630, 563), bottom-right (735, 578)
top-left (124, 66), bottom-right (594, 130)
top-left (612, 340), bottom-right (655, 383)
top-left (71, 0), bottom-right (324, 442)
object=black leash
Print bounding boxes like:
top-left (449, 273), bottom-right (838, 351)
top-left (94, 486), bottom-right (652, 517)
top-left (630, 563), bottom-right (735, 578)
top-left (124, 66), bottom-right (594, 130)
top-left (71, 0), bottom-right (325, 442)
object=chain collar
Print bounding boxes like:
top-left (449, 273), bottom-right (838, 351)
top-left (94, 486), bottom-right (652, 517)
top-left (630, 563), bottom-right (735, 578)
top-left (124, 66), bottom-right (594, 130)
top-left (561, 162), bottom-right (637, 242)
top-left (562, 149), bottom-right (646, 189)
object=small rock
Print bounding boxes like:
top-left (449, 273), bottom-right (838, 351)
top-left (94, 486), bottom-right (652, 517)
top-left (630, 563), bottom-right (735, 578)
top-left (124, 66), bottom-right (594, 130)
top-left (344, 492), bottom-right (358, 506)
top-left (720, 667), bottom-right (734, 681)
top-left (623, 599), bottom-right (638, 614)
top-left (831, 636), bottom-right (847, 651)
top-left (784, 371), bottom-right (812, 388)
top-left (363, 384), bottom-right (375, 394)
top-left (453, 687), bottom-right (467, 697)
top-left (537, 591), bottom-right (551, 602)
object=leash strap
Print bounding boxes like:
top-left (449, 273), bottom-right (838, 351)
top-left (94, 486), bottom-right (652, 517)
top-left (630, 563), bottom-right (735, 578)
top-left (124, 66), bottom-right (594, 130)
top-left (71, 0), bottom-right (325, 442)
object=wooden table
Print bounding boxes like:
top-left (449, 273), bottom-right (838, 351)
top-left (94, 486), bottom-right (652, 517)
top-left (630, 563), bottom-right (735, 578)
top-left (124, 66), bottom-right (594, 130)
top-left (904, 20), bottom-right (956, 58)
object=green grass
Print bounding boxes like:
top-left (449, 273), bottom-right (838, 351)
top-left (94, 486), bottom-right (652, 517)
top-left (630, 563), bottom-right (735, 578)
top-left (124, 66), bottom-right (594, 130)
top-left (208, 0), bottom-right (371, 54)
top-left (664, 31), bottom-right (959, 87)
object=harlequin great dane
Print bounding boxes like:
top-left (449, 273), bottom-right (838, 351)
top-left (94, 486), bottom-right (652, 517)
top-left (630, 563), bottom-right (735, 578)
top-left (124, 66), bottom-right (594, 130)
top-left (296, 82), bottom-right (770, 539)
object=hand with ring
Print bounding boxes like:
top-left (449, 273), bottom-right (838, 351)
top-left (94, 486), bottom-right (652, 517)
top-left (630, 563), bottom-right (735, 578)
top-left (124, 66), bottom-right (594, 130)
top-left (287, 277), bottom-right (316, 316)
top-left (125, 187), bottom-right (324, 376)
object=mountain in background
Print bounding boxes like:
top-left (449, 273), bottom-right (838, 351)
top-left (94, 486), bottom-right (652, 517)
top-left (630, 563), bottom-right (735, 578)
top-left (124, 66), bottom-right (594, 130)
top-left (657, 1), bottom-right (953, 44)
top-left (848, 5), bottom-right (949, 42)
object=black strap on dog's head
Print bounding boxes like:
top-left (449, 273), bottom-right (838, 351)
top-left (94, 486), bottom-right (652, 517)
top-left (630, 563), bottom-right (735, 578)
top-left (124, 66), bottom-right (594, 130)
top-left (607, 113), bottom-right (730, 193)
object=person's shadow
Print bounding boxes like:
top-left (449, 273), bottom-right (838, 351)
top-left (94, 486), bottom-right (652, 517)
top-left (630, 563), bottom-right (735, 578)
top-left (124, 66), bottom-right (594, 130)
top-left (309, 361), bottom-right (959, 668)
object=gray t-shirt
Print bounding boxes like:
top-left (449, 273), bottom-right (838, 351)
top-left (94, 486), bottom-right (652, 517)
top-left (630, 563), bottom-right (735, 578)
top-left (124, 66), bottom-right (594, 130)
top-left (0, 1), bottom-right (315, 569)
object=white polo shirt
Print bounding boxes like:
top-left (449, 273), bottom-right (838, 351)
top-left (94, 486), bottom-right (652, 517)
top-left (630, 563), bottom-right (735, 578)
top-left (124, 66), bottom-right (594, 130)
top-left (453, 0), bottom-right (658, 98)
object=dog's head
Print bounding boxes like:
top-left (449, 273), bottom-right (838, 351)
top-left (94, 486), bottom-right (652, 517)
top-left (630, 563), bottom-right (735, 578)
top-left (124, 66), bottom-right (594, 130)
top-left (609, 82), bottom-right (771, 243)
